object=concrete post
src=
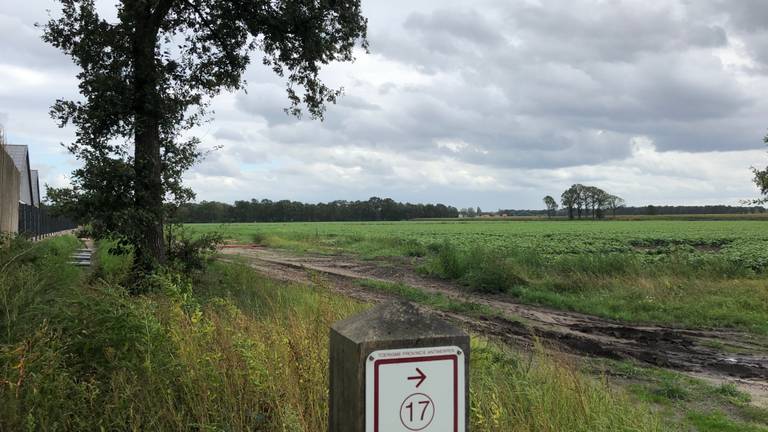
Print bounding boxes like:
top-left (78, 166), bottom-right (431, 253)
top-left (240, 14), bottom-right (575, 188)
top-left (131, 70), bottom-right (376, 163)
top-left (329, 301), bottom-right (470, 432)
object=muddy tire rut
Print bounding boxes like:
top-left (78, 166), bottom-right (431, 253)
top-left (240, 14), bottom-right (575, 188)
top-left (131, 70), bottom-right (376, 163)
top-left (220, 246), bottom-right (768, 383)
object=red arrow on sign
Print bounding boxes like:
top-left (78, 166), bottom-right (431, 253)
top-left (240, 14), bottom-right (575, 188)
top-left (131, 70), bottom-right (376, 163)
top-left (407, 367), bottom-right (427, 388)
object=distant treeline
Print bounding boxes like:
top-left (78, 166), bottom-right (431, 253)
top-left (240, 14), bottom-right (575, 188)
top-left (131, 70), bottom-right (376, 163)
top-left (619, 205), bottom-right (766, 215)
top-left (174, 197), bottom-right (459, 223)
top-left (500, 205), bottom-right (766, 217)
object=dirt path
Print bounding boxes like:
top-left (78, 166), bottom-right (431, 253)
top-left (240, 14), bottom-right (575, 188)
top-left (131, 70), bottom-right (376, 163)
top-left (220, 245), bottom-right (768, 387)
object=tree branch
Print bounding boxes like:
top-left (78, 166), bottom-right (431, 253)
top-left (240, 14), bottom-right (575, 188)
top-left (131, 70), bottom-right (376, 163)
top-left (181, 0), bottom-right (230, 50)
top-left (150, 0), bottom-right (176, 33)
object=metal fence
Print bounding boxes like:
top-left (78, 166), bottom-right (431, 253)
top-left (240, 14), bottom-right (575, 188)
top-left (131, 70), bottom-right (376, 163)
top-left (18, 203), bottom-right (77, 240)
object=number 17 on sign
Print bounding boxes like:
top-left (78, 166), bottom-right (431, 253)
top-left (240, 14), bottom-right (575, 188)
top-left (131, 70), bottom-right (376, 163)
top-left (365, 346), bottom-right (466, 432)
top-left (401, 393), bottom-right (434, 429)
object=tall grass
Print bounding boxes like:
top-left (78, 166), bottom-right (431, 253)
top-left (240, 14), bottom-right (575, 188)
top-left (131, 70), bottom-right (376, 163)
top-left (93, 240), bottom-right (132, 285)
top-left (0, 237), bottom-right (662, 431)
top-left (418, 241), bottom-right (768, 333)
top-left (471, 340), bottom-right (661, 431)
top-left (0, 236), bottom-right (82, 344)
top-left (421, 242), bottom-right (526, 293)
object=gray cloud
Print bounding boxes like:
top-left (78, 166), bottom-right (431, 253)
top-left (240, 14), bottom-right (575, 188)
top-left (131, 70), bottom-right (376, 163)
top-left (3, 0), bottom-right (768, 208)
top-left (323, 0), bottom-right (764, 161)
top-left (404, 9), bottom-right (505, 48)
top-left (0, 12), bottom-right (74, 70)
top-left (704, 0), bottom-right (768, 33)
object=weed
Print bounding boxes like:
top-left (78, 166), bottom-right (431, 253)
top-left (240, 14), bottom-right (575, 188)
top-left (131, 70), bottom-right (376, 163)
top-left (654, 378), bottom-right (690, 401)
top-left (421, 243), bottom-right (525, 294)
top-left (461, 247), bottom-right (526, 293)
top-left (470, 340), bottom-right (662, 431)
top-left (688, 411), bottom-right (768, 432)
top-left (251, 232), bottom-right (268, 244)
top-left (598, 358), bottom-right (768, 431)
top-left (426, 241), bottom-right (465, 279)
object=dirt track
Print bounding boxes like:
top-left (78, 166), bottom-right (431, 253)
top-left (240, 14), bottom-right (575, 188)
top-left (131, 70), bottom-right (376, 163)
top-left (220, 245), bottom-right (768, 388)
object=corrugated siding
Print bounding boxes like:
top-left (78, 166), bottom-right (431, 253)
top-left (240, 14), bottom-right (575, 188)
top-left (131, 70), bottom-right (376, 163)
top-left (5, 145), bottom-right (32, 205)
top-left (31, 170), bottom-right (40, 207)
top-left (0, 145), bottom-right (20, 233)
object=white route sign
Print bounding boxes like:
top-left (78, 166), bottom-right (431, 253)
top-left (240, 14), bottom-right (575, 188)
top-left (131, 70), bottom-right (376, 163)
top-left (365, 346), bottom-right (465, 432)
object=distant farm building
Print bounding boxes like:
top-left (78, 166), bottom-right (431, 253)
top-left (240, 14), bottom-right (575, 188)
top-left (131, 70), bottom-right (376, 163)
top-left (5, 144), bottom-right (38, 207)
top-left (31, 169), bottom-right (40, 207)
top-left (0, 144), bottom-right (20, 232)
top-left (1, 141), bottom-right (76, 237)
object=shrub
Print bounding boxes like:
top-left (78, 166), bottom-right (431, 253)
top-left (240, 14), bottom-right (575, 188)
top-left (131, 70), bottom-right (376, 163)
top-left (422, 243), bottom-right (525, 294)
top-left (74, 225), bottom-right (94, 238)
top-left (462, 247), bottom-right (525, 294)
top-left (251, 232), bottom-right (268, 244)
top-left (400, 238), bottom-right (428, 257)
top-left (167, 226), bottom-right (224, 273)
top-left (429, 241), bottom-right (465, 279)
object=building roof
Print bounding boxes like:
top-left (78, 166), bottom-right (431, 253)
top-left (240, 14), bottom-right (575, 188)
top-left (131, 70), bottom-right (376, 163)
top-left (5, 145), bottom-right (34, 206)
top-left (30, 170), bottom-right (40, 207)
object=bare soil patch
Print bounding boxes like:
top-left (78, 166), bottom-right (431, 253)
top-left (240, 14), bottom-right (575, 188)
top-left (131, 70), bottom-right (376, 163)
top-left (220, 245), bottom-right (768, 385)
top-left (694, 244), bottom-right (723, 253)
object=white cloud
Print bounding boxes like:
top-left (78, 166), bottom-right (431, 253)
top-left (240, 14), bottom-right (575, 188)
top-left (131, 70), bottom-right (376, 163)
top-left (1, 0), bottom-right (768, 208)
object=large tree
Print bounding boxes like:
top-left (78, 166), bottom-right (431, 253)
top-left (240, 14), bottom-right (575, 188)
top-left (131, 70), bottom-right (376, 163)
top-left (560, 184), bottom-right (622, 220)
top-left (752, 136), bottom-right (768, 204)
top-left (43, 0), bottom-right (367, 279)
top-left (605, 194), bottom-right (626, 217)
top-left (542, 195), bottom-right (558, 218)
top-left (583, 186), bottom-right (609, 219)
top-left (560, 187), bottom-right (577, 219)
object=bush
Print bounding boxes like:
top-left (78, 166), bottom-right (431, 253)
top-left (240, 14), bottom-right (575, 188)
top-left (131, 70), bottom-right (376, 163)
top-left (74, 225), bottom-right (94, 238)
top-left (251, 232), bottom-right (268, 244)
top-left (430, 241), bottom-right (465, 279)
top-left (167, 226), bottom-right (224, 273)
top-left (422, 243), bottom-right (525, 294)
top-left (462, 247), bottom-right (525, 294)
top-left (400, 238), bottom-right (428, 257)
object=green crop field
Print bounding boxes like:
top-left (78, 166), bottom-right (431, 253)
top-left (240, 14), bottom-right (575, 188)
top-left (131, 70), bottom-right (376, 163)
top-left (189, 220), bottom-right (768, 334)
top-left (191, 219), bottom-right (768, 270)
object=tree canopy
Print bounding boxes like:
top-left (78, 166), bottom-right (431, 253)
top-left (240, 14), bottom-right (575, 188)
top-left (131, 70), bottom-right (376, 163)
top-left (559, 184), bottom-right (624, 219)
top-left (43, 0), bottom-right (368, 279)
top-left (752, 135), bottom-right (768, 204)
top-left (542, 195), bottom-right (558, 218)
top-left (176, 197), bottom-right (459, 223)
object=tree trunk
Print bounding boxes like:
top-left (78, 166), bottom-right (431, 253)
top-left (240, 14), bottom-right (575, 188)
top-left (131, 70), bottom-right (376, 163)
top-left (131, 6), bottom-right (166, 274)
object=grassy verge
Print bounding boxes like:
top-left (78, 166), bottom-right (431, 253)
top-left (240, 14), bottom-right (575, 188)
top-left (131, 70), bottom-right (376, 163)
top-left (0, 236), bottom-right (665, 431)
top-left (0, 236), bottom-right (83, 345)
top-left (420, 242), bottom-right (768, 334)
top-left (359, 276), bottom-right (768, 431)
top-left (92, 240), bottom-right (132, 285)
top-left (508, 277), bottom-right (768, 334)
top-left (595, 359), bottom-right (768, 431)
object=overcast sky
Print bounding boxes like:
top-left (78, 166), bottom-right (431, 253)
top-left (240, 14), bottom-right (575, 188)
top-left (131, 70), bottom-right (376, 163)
top-left (2, 0), bottom-right (768, 209)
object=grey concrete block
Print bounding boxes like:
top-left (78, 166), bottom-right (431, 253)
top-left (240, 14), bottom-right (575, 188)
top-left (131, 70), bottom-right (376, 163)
top-left (329, 301), bottom-right (470, 432)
